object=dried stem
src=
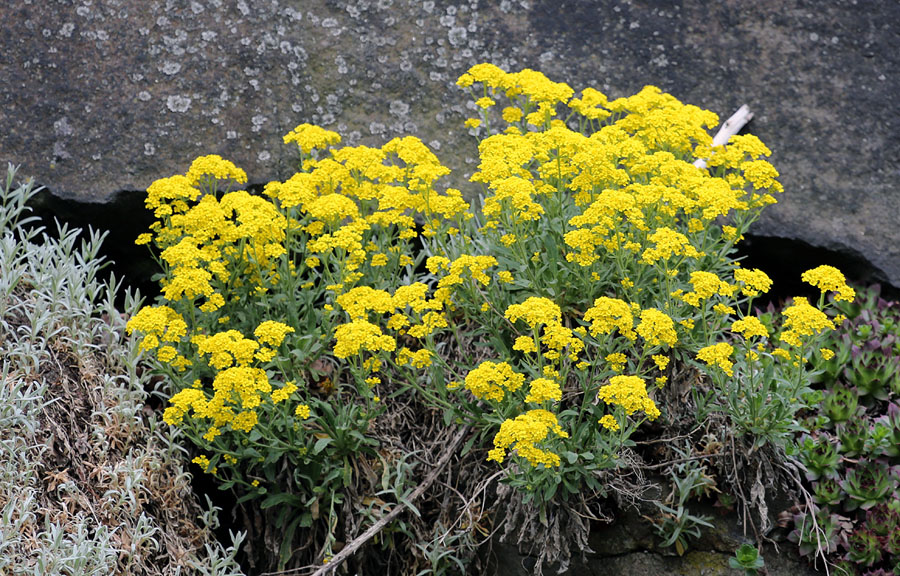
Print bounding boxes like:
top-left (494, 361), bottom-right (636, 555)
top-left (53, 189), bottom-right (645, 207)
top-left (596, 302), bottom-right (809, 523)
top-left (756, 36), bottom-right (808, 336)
top-left (694, 105), bottom-right (754, 169)
top-left (274, 425), bottom-right (470, 576)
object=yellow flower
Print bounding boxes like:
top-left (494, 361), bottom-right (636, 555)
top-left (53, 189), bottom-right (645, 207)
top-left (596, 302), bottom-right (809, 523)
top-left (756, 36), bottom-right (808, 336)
top-left (464, 118), bottom-right (482, 129)
top-left (192, 455), bottom-right (215, 474)
top-left (194, 330), bottom-right (260, 369)
top-left (680, 271), bottom-right (734, 307)
top-left (636, 309), bottom-right (677, 348)
top-left (713, 303), bottom-right (735, 316)
top-left (305, 193), bottom-right (359, 224)
top-left (475, 97), bottom-right (496, 109)
top-left (283, 123), bottom-right (341, 153)
top-left (396, 347), bottom-right (433, 368)
top-left (597, 375), bottom-right (660, 420)
top-left (734, 268), bottom-right (772, 297)
top-left (505, 297), bottom-right (561, 329)
top-left (164, 388), bottom-right (209, 426)
top-left (696, 343), bottom-right (734, 376)
top-left (502, 106), bottom-right (523, 123)
top-left (232, 411), bottom-right (258, 432)
top-left (598, 414), bottom-right (619, 432)
top-left (513, 335), bottom-right (537, 354)
top-left (333, 319), bottom-right (396, 358)
top-left (569, 87), bottom-right (610, 120)
top-left (186, 154), bottom-right (247, 186)
top-left (295, 404), bottom-right (311, 419)
top-left (336, 286), bottom-right (396, 319)
top-left (487, 409), bottom-right (568, 467)
top-left (254, 320), bottom-right (295, 347)
top-left (722, 226), bottom-right (739, 241)
top-left (271, 381), bottom-right (298, 404)
top-left (583, 297), bottom-right (636, 340)
top-left (801, 265), bottom-right (855, 302)
top-left (820, 348), bottom-right (835, 360)
top-left (780, 297), bottom-right (833, 347)
top-left (651, 354), bottom-right (669, 371)
top-left (605, 352), bottom-right (626, 372)
top-left (772, 348), bottom-right (792, 361)
top-left (641, 227), bottom-right (701, 265)
top-left (126, 305), bottom-right (188, 352)
top-left (460, 63), bottom-right (508, 89)
top-left (464, 361), bottom-right (525, 402)
top-left (524, 378), bottom-right (562, 403)
top-left (731, 316), bottom-right (769, 339)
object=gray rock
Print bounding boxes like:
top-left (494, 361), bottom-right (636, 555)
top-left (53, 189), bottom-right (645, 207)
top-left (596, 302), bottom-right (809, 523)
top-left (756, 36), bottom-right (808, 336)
top-left (490, 538), bottom-right (824, 576)
top-left (1, 0), bottom-right (898, 284)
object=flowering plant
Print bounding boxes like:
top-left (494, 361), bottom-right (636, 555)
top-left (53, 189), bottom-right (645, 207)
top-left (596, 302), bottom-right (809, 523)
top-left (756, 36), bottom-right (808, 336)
top-left (127, 64), bottom-right (852, 573)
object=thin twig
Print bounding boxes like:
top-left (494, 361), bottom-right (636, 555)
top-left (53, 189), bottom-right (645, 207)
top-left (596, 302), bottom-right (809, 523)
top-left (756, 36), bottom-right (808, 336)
top-left (729, 433), bottom-right (760, 543)
top-left (633, 452), bottom-right (724, 471)
top-left (282, 425), bottom-right (470, 576)
top-left (777, 459), bottom-right (831, 576)
top-left (631, 424), bottom-right (705, 445)
top-left (693, 105), bottom-right (754, 169)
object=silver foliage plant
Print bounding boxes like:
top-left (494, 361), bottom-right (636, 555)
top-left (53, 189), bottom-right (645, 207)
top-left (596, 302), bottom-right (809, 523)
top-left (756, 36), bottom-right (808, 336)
top-left (0, 164), bottom-right (245, 575)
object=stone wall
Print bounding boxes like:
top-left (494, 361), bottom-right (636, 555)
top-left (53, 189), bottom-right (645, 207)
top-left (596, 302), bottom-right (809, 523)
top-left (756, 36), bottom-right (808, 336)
top-left (2, 0), bottom-right (898, 284)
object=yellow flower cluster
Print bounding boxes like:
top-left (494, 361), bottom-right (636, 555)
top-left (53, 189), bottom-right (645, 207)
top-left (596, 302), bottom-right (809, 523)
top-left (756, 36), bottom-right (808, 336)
top-left (396, 347), bottom-right (433, 369)
top-left (331, 283), bottom-right (448, 372)
top-left (597, 375), bottom-right (661, 420)
top-left (126, 305), bottom-right (187, 352)
top-left (679, 271), bottom-right (735, 307)
top-left (696, 343), bottom-right (735, 376)
top-left (486, 409), bottom-right (569, 467)
top-left (636, 309), bottom-right (678, 348)
top-left (464, 361), bottom-right (526, 402)
top-left (254, 321), bottom-right (295, 347)
top-left (142, 160), bottom-right (287, 306)
top-left (434, 254), bottom-right (499, 294)
top-left (456, 63), bottom-right (785, 309)
top-left (598, 414), bottom-right (620, 431)
top-left (801, 265), bottom-right (855, 302)
top-left (583, 297), bottom-right (637, 341)
top-left (283, 123), bottom-right (341, 154)
top-left (505, 297), bottom-right (561, 328)
top-left (153, 317), bottom-right (298, 438)
top-left (185, 155), bottom-right (248, 187)
top-left (524, 377), bottom-right (562, 404)
top-left (641, 227), bottom-right (702, 265)
top-left (505, 297), bottom-right (584, 362)
top-left (133, 63), bottom-right (819, 495)
top-left (731, 316), bottom-right (769, 340)
top-left (780, 297), bottom-right (834, 347)
top-left (734, 268), bottom-right (772, 297)
top-left (333, 320), bottom-right (396, 359)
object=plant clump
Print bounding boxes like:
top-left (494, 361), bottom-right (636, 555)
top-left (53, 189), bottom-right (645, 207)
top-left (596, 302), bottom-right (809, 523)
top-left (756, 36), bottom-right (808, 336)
top-left (786, 284), bottom-right (900, 575)
top-left (126, 64), bottom-right (857, 574)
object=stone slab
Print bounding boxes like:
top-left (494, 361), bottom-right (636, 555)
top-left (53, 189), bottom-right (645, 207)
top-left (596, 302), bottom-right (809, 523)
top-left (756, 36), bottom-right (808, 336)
top-left (1, 0), bottom-right (898, 284)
